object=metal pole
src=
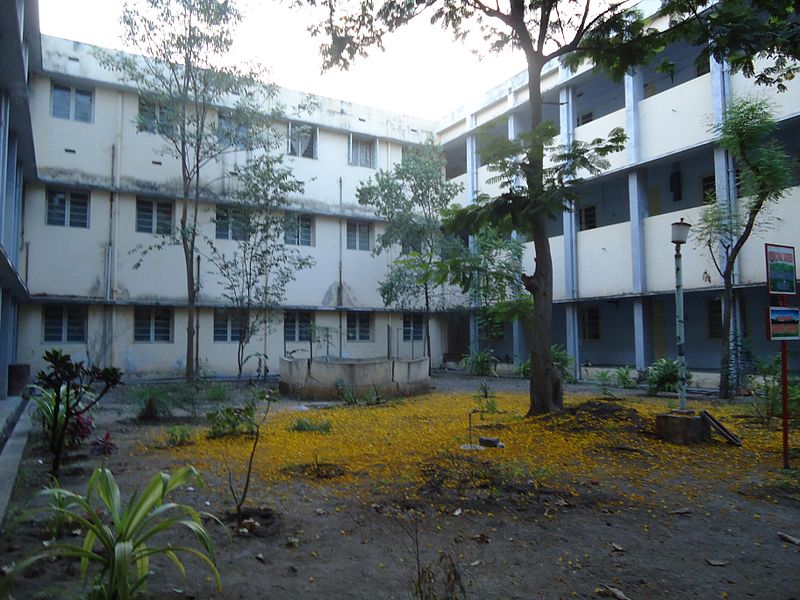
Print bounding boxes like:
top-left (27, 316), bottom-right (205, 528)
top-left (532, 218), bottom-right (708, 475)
top-left (675, 242), bottom-right (688, 411)
top-left (781, 338), bottom-right (790, 469)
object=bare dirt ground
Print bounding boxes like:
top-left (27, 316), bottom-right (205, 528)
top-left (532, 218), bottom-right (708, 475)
top-left (2, 376), bottom-right (799, 600)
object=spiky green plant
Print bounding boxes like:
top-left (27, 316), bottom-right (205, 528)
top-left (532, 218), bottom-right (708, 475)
top-left (2, 467), bottom-right (222, 600)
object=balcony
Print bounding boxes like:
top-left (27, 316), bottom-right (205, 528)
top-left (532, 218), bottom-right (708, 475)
top-left (573, 108), bottom-right (627, 173)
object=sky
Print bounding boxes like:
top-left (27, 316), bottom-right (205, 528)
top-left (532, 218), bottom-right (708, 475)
top-left (37, 0), bottom-right (527, 122)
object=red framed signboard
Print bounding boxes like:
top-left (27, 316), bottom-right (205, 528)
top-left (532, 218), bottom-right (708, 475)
top-left (765, 244), bottom-right (797, 295)
top-left (767, 307), bottom-right (800, 341)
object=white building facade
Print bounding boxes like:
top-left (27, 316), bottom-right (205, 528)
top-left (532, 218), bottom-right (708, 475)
top-left (7, 2), bottom-right (800, 383)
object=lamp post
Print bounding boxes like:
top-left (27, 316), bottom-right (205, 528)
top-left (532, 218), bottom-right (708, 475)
top-left (671, 218), bottom-right (691, 411)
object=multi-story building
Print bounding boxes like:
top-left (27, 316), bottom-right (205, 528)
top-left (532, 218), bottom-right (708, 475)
top-left (9, 2), bottom-right (800, 384)
top-left (0, 0), bottom-right (38, 397)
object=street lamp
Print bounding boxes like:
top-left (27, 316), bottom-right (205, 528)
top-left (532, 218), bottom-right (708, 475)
top-left (671, 218), bottom-right (691, 411)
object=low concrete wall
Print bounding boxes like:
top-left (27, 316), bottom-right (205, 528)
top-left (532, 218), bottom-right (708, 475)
top-left (279, 356), bottom-right (431, 400)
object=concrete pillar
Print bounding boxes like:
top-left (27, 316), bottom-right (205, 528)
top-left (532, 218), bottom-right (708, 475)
top-left (466, 114), bottom-right (479, 352)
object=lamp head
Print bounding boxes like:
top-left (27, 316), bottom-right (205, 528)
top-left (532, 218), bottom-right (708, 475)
top-left (671, 218), bottom-right (691, 245)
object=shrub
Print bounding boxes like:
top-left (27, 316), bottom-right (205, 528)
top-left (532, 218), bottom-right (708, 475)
top-left (462, 349), bottom-right (498, 377)
top-left (135, 385), bottom-right (172, 421)
top-left (516, 346), bottom-right (576, 383)
top-left (748, 354), bottom-right (800, 423)
top-left (90, 432), bottom-right (118, 458)
top-left (166, 425), bottom-right (193, 447)
top-left (596, 370), bottom-right (614, 396)
top-left (288, 417), bottom-right (332, 434)
top-left (207, 400), bottom-right (257, 438)
top-left (32, 386), bottom-right (95, 448)
top-left (646, 358), bottom-right (692, 396)
top-left (517, 359), bottom-right (530, 379)
top-left (473, 381), bottom-right (498, 415)
top-left (615, 366), bottom-right (637, 389)
top-left (1, 467), bottom-right (221, 600)
top-left (204, 383), bottom-right (229, 404)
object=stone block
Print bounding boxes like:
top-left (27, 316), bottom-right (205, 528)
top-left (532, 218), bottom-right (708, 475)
top-left (655, 413), bottom-right (711, 444)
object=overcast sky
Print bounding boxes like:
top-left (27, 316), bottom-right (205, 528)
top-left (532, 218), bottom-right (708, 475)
top-left (38, 0), bottom-right (527, 122)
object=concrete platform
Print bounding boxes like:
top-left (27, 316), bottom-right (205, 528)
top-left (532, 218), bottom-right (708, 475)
top-left (0, 397), bottom-right (31, 526)
top-left (655, 412), bottom-right (711, 444)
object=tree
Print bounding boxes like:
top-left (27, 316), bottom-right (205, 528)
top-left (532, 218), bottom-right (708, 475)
top-left (102, 0), bottom-right (279, 380)
top-left (301, 0), bottom-right (800, 413)
top-left (694, 98), bottom-right (793, 399)
top-left (206, 154), bottom-right (314, 378)
top-left (357, 140), bottom-right (462, 365)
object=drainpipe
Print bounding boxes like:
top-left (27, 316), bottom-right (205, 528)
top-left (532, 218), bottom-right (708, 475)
top-left (195, 255), bottom-right (200, 374)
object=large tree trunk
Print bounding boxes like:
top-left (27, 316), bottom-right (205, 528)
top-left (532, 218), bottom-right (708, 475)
top-left (719, 269), bottom-right (735, 399)
top-left (521, 58), bottom-right (563, 415)
top-left (182, 198), bottom-right (196, 382)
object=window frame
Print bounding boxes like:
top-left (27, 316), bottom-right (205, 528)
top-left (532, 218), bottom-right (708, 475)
top-left (43, 305), bottom-right (87, 343)
top-left (578, 205), bottom-right (597, 231)
top-left (136, 198), bottom-right (173, 235)
top-left (213, 309), bottom-right (245, 342)
top-left (403, 313), bottom-right (424, 342)
top-left (51, 83), bottom-right (94, 123)
top-left (346, 221), bottom-right (371, 251)
top-left (707, 298), bottom-right (723, 339)
top-left (580, 306), bottom-right (600, 341)
top-left (138, 97), bottom-right (176, 136)
top-left (346, 312), bottom-right (371, 342)
top-left (133, 307), bottom-right (173, 343)
top-left (349, 134), bottom-right (377, 168)
top-left (46, 188), bottom-right (90, 228)
top-left (284, 213), bottom-right (313, 246)
top-left (284, 311), bottom-right (313, 342)
top-left (215, 206), bottom-right (247, 241)
top-left (218, 111), bottom-right (248, 150)
top-left (287, 121), bottom-right (317, 159)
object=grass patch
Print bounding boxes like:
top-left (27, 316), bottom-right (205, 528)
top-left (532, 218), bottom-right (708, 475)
top-left (288, 417), bottom-right (332, 434)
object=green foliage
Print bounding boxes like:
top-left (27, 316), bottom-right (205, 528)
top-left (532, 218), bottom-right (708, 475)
top-left (2, 467), bottom-right (221, 600)
top-left (166, 425), bottom-right (193, 447)
top-left (207, 400), bottom-right (257, 438)
top-left (473, 381), bottom-right (498, 415)
top-left (204, 383), bottom-right (229, 404)
top-left (614, 366), bottom-right (637, 390)
top-left (32, 386), bottom-right (95, 449)
top-left (288, 417), bottom-right (333, 434)
top-left (646, 358), bottom-right (693, 396)
top-left (462, 350), bottom-right (499, 377)
top-left (135, 385), bottom-right (172, 421)
top-left (596, 370), bottom-right (614, 396)
top-left (517, 359), bottom-right (530, 380)
top-left (748, 354), bottom-right (800, 424)
top-left (44, 477), bottom-right (79, 539)
top-left (551, 345), bottom-right (577, 384)
top-left (35, 349), bottom-right (122, 476)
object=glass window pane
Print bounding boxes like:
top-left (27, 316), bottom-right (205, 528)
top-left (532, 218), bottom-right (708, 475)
top-left (216, 207), bottom-right (229, 240)
top-left (284, 215), bottom-right (298, 245)
top-left (133, 307), bottom-right (151, 341)
top-left (153, 309), bottom-right (172, 342)
top-left (69, 193), bottom-right (89, 228)
top-left (43, 306), bottom-right (63, 342)
top-left (47, 191), bottom-right (67, 226)
top-left (358, 314), bottom-right (370, 340)
top-left (346, 222), bottom-right (356, 250)
top-left (52, 85), bottom-right (71, 119)
top-left (231, 210), bottom-right (247, 241)
top-left (346, 313), bottom-right (356, 341)
top-left (299, 216), bottom-right (312, 246)
top-left (74, 89), bottom-right (92, 122)
top-left (136, 200), bottom-right (153, 233)
top-left (358, 223), bottom-right (370, 251)
top-left (66, 306), bottom-right (86, 342)
top-left (283, 312), bottom-right (296, 342)
top-left (155, 202), bottom-right (172, 234)
top-left (298, 312), bottom-right (311, 341)
top-left (213, 310), bottom-right (228, 341)
top-left (231, 313), bottom-right (244, 342)
top-left (139, 99), bottom-right (156, 133)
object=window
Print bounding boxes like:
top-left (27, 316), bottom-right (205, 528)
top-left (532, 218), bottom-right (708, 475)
top-left (136, 199), bottom-right (172, 234)
top-left (346, 312), bottom-right (371, 341)
top-left (284, 213), bottom-right (313, 246)
top-left (288, 122), bottom-right (317, 159)
top-left (133, 307), bottom-right (173, 342)
top-left (702, 175), bottom-right (716, 201)
top-left (578, 205), bottom-right (596, 231)
top-left (403, 313), bottom-right (424, 342)
top-left (138, 98), bottom-right (175, 136)
top-left (707, 298), bottom-right (723, 339)
top-left (577, 112), bottom-right (593, 126)
top-left (43, 305), bottom-right (87, 343)
top-left (214, 309), bottom-right (245, 342)
top-left (47, 189), bottom-right (89, 228)
top-left (216, 206), bottom-right (247, 240)
top-left (51, 84), bottom-right (93, 122)
top-left (346, 221), bottom-right (371, 251)
top-left (218, 111), bottom-right (248, 149)
top-left (580, 306), bottom-right (600, 340)
top-left (284, 311), bottom-right (312, 342)
top-left (349, 135), bottom-right (376, 168)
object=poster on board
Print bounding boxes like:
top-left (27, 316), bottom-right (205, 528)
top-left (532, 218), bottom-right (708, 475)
top-left (767, 307), bottom-right (800, 341)
top-left (765, 244), bottom-right (797, 295)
